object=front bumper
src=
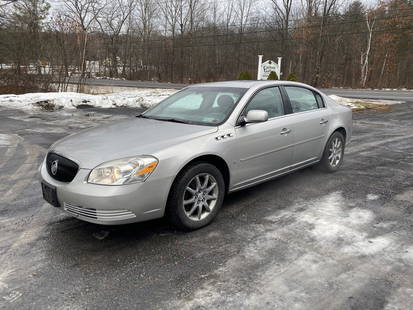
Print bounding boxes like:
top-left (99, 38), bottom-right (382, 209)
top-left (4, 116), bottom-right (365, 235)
top-left (40, 160), bottom-right (173, 225)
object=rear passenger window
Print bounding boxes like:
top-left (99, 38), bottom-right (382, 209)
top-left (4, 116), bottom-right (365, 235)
top-left (285, 87), bottom-right (319, 113)
top-left (244, 87), bottom-right (284, 118)
top-left (314, 92), bottom-right (324, 108)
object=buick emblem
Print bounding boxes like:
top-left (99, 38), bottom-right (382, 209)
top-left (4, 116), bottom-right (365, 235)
top-left (51, 160), bottom-right (59, 176)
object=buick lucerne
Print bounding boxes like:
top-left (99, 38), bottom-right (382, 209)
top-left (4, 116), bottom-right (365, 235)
top-left (40, 81), bottom-right (352, 230)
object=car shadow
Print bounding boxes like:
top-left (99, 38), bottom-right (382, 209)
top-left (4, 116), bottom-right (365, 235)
top-left (41, 165), bottom-right (325, 280)
top-left (45, 165), bottom-right (320, 246)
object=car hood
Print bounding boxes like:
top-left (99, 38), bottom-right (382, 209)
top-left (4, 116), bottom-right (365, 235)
top-left (52, 118), bottom-right (217, 168)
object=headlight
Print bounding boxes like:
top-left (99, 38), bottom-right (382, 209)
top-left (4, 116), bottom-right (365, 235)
top-left (88, 156), bottom-right (158, 185)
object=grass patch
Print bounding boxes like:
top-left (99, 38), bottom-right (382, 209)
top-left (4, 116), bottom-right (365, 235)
top-left (33, 100), bottom-right (63, 112)
top-left (352, 101), bottom-right (393, 112)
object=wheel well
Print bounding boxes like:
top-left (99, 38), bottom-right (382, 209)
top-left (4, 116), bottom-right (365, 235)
top-left (334, 127), bottom-right (347, 142)
top-left (175, 155), bottom-right (230, 193)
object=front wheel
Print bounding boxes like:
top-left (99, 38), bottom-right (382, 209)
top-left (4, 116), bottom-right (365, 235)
top-left (166, 163), bottom-right (225, 230)
top-left (318, 131), bottom-right (345, 172)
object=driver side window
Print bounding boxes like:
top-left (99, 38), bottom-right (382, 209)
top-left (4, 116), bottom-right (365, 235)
top-left (244, 87), bottom-right (285, 118)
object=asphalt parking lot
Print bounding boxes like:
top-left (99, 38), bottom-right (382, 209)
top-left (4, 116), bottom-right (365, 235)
top-left (1, 102), bottom-right (412, 310)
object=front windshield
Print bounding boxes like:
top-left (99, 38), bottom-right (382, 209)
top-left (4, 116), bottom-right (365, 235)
top-left (142, 87), bottom-right (247, 125)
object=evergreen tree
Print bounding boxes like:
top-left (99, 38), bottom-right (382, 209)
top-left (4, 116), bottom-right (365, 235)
top-left (239, 71), bottom-right (252, 80)
top-left (287, 73), bottom-right (299, 81)
top-left (267, 71), bottom-right (278, 80)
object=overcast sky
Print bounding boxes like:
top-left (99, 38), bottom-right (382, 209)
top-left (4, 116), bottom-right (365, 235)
top-left (47, 0), bottom-right (379, 13)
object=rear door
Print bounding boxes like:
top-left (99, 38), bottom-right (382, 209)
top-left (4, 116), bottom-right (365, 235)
top-left (230, 87), bottom-right (294, 190)
top-left (282, 86), bottom-right (330, 165)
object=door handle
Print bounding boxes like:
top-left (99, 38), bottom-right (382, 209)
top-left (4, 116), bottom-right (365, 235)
top-left (280, 128), bottom-right (291, 135)
top-left (320, 119), bottom-right (329, 125)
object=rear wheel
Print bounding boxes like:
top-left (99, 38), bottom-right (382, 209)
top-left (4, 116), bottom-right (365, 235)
top-left (319, 131), bottom-right (345, 172)
top-left (166, 163), bottom-right (225, 230)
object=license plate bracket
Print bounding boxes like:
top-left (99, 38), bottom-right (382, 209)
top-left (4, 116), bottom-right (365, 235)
top-left (41, 182), bottom-right (60, 208)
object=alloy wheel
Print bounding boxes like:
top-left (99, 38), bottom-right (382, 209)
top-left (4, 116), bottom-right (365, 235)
top-left (183, 173), bottom-right (219, 221)
top-left (328, 137), bottom-right (343, 167)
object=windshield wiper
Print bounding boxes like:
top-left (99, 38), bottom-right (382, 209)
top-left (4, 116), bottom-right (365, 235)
top-left (137, 114), bottom-right (190, 124)
top-left (152, 117), bottom-right (190, 124)
top-left (136, 113), bottom-right (148, 118)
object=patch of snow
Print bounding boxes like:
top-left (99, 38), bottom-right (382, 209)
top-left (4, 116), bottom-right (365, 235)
top-left (0, 90), bottom-right (405, 112)
top-left (395, 189), bottom-right (413, 202)
top-left (329, 94), bottom-right (404, 110)
top-left (23, 127), bottom-right (67, 134)
top-left (402, 247), bottom-right (413, 265)
top-left (95, 76), bottom-right (126, 80)
top-left (0, 134), bottom-right (14, 147)
top-left (2, 290), bottom-right (22, 303)
top-left (170, 192), bottom-right (403, 309)
top-left (367, 194), bottom-right (380, 200)
top-left (0, 89), bottom-right (177, 111)
top-left (0, 269), bottom-right (13, 291)
top-left (341, 235), bottom-right (393, 255)
top-left (298, 193), bottom-right (374, 244)
top-left (168, 190), bottom-right (413, 309)
top-left (384, 287), bottom-right (413, 310)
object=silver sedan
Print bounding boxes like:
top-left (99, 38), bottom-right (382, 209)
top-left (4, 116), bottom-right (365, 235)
top-left (40, 81), bottom-right (352, 230)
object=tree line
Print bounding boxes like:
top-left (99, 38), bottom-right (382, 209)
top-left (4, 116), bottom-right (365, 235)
top-left (0, 0), bottom-right (412, 93)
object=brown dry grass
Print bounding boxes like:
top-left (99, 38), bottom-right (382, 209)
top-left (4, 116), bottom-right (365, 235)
top-left (352, 101), bottom-right (393, 112)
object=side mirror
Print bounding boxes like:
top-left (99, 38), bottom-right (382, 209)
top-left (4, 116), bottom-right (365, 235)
top-left (241, 110), bottom-right (268, 125)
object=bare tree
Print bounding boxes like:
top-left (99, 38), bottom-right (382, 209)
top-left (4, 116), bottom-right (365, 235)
top-left (360, 11), bottom-right (375, 87)
top-left (64, 0), bottom-right (107, 90)
top-left (133, 0), bottom-right (156, 79)
top-left (311, 0), bottom-right (340, 86)
top-left (234, 0), bottom-right (254, 71)
top-left (47, 14), bottom-right (76, 90)
top-left (96, 0), bottom-right (135, 77)
top-left (1, 0), bottom-right (412, 92)
top-left (270, 0), bottom-right (293, 77)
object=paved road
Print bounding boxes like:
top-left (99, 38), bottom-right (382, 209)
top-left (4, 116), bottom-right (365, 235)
top-left (320, 88), bottom-right (413, 101)
top-left (0, 103), bottom-right (413, 309)
top-left (67, 78), bottom-right (413, 101)
top-left (67, 78), bottom-right (187, 89)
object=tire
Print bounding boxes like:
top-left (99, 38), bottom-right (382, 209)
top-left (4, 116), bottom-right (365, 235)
top-left (318, 131), bottom-right (345, 172)
top-left (166, 162), bottom-right (225, 231)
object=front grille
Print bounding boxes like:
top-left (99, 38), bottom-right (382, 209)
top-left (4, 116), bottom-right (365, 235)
top-left (46, 152), bottom-right (79, 182)
top-left (63, 202), bottom-right (136, 222)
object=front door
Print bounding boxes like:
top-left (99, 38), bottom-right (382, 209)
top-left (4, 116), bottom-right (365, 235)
top-left (230, 87), bottom-right (294, 190)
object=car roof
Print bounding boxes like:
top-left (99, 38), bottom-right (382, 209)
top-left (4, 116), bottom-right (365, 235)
top-left (188, 80), bottom-right (314, 90)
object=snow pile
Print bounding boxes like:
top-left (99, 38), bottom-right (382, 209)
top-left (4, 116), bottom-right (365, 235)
top-left (95, 76), bottom-right (126, 81)
top-left (0, 89), bottom-right (177, 111)
top-left (0, 89), bottom-right (403, 112)
top-left (329, 94), bottom-right (403, 110)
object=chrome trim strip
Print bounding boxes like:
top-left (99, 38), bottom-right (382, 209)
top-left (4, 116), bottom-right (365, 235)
top-left (234, 105), bottom-right (328, 129)
top-left (231, 157), bottom-right (318, 191)
top-left (143, 208), bottom-right (162, 214)
top-left (63, 202), bottom-right (136, 221)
